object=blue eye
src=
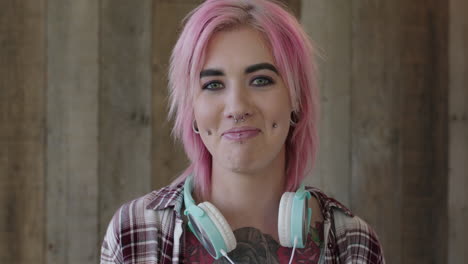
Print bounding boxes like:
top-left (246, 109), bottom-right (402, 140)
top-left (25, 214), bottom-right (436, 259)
top-left (251, 77), bottom-right (274, 86)
top-left (202, 81), bottom-right (224, 90)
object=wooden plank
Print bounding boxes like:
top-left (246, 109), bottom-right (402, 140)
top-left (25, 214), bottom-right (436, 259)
top-left (398, 1), bottom-right (448, 263)
top-left (301, 1), bottom-right (351, 206)
top-left (151, 0), bottom-right (203, 191)
top-left (350, 1), bottom-right (404, 263)
top-left (351, 0), bottom-right (448, 263)
top-left (426, 1), bottom-right (449, 263)
top-left (46, 1), bottom-right (99, 263)
top-left (448, 0), bottom-right (468, 263)
top-left (99, 0), bottom-right (153, 241)
top-left (0, 0), bottom-right (45, 263)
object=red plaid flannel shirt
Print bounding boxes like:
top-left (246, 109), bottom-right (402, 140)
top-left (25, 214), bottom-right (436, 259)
top-left (101, 181), bottom-right (385, 263)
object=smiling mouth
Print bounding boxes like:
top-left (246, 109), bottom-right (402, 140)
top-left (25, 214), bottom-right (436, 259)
top-left (222, 129), bottom-right (261, 141)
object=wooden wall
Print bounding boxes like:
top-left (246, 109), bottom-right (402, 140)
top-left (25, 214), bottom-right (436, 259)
top-left (302, 0), bottom-right (466, 263)
top-left (0, 0), bottom-right (466, 263)
top-left (46, 1), bottom-right (99, 263)
top-left (0, 1), bottom-right (46, 263)
top-left (98, 0), bottom-right (153, 243)
top-left (448, 0), bottom-right (468, 263)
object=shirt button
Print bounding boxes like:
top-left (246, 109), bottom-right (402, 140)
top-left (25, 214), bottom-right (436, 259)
top-left (327, 242), bottom-right (334, 249)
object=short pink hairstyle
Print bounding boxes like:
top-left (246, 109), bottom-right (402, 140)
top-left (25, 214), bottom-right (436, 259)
top-left (168, 0), bottom-right (319, 199)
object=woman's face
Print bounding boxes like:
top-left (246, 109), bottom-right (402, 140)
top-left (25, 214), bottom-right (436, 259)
top-left (193, 26), bottom-right (292, 174)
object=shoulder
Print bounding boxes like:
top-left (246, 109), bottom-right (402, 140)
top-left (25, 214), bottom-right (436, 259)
top-left (109, 190), bottom-right (175, 229)
top-left (111, 182), bottom-right (184, 228)
top-left (305, 186), bottom-right (385, 263)
top-left (305, 186), bottom-right (354, 221)
top-left (106, 182), bottom-right (184, 234)
top-left (332, 210), bottom-right (385, 263)
top-left (100, 183), bottom-right (184, 263)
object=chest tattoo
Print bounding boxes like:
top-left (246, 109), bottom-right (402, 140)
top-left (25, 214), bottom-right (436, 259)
top-left (184, 222), bottom-right (323, 264)
top-left (213, 227), bottom-right (280, 264)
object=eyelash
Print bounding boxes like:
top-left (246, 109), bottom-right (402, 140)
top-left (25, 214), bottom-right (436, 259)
top-left (202, 76), bottom-right (275, 90)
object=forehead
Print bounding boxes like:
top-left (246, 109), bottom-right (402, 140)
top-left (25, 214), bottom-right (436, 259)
top-left (202, 26), bottom-right (276, 70)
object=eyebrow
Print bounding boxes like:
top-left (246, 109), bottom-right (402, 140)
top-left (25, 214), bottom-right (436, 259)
top-left (200, 62), bottom-right (279, 78)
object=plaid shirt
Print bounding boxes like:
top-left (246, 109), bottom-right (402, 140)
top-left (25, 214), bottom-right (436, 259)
top-left (101, 181), bottom-right (385, 263)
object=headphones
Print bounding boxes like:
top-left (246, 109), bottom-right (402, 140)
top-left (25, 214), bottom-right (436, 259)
top-left (183, 175), bottom-right (312, 260)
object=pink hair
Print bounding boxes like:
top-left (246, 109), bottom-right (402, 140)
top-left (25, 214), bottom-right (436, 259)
top-left (168, 0), bottom-right (319, 199)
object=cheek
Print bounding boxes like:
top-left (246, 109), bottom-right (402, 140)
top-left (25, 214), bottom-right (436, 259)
top-left (261, 85), bottom-right (293, 124)
top-left (194, 97), bottom-right (220, 137)
top-left (263, 97), bottom-right (292, 141)
top-left (264, 99), bottom-right (291, 125)
top-left (195, 110), bottom-right (216, 128)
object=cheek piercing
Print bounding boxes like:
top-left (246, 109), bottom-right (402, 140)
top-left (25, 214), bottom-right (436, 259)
top-left (272, 123), bottom-right (278, 128)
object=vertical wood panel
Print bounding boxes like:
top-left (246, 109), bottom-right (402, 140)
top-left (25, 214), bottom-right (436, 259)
top-left (151, 0), bottom-right (203, 190)
top-left (99, 0), bottom-right (153, 240)
top-left (424, 1), bottom-right (449, 263)
top-left (351, 1), bottom-right (448, 263)
top-left (301, 1), bottom-right (352, 206)
top-left (46, 1), bottom-right (99, 263)
top-left (350, 2), bottom-right (402, 262)
top-left (399, 1), bottom-right (448, 262)
top-left (0, 0), bottom-right (45, 263)
top-left (448, 0), bottom-right (468, 263)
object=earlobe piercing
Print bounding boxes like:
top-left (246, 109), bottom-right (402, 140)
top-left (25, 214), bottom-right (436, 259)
top-left (192, 120), bottom-right (200, 134)
top-left (290, 111), bottom-right (299, 127)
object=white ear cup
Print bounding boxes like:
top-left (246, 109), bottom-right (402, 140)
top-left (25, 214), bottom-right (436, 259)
top-left (199, 202), bottom-right (237, 252)
top-left (278, 192), bottom-right (295, 247)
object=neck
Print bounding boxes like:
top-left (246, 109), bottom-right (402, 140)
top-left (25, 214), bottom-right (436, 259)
top-left (207, 147), bottom-right (286, 241)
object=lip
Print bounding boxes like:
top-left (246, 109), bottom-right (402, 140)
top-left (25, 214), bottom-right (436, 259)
top-left (222, 126), bottom-right (261, 141)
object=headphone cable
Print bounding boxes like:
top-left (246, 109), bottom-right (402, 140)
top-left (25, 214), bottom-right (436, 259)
top-left (288, 236), bottom-right (298, 264)
top-left (220, 249), bottom-right (235, 264)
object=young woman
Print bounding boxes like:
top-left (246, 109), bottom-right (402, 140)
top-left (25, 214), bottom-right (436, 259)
top-left (101, 1), bottom-right (385, 263)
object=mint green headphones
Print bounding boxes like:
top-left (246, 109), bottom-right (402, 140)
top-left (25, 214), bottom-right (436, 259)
top-left (183, 175), bottom-right (312, 259)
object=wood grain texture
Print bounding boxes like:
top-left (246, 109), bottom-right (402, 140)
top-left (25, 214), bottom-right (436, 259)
top-left (351, 1), bottom-right (448, 263)
top-left (398, 1), bottom-right (448, 263)
top-left (0, 0), bottom-right (45, 263)
top-left (426, 1), bottom-right (449, 263)
top-left (277, 0), bottom-right (301, 18)
top-left (448, 0), bottom-right (468, 263)
top-left (350, 2), bottom-right (405, 262)
top-left (301, 0), bottom-right (352, 207)
top-left (99, 0), bottom-right (153, 241)
top-left (151, 0), bottom-right (202, 191)
top-left (46, 1), bottom-right (99, 263)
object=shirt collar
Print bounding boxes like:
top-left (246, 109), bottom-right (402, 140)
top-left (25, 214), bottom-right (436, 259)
top-left (145, 180), bottom-right (354, 220)
top-left (145, 181), bottom-right (185, 217)
top-left (305, 186), bottom-right (354, 219)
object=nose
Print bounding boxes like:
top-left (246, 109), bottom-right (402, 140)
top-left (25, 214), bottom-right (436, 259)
top-left (223, 83), bottom-right (253, 122)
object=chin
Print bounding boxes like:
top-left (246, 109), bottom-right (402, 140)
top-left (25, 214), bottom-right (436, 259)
top-left (218, 149), bottom-right (273, 173)
top-left (224, 160), bottom-right (266, 174)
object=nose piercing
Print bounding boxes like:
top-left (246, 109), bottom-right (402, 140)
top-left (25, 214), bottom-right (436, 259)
top-left (233, 114), bottom-right (247, 123)
top-left (234, 117), bottom-right (245, 123)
